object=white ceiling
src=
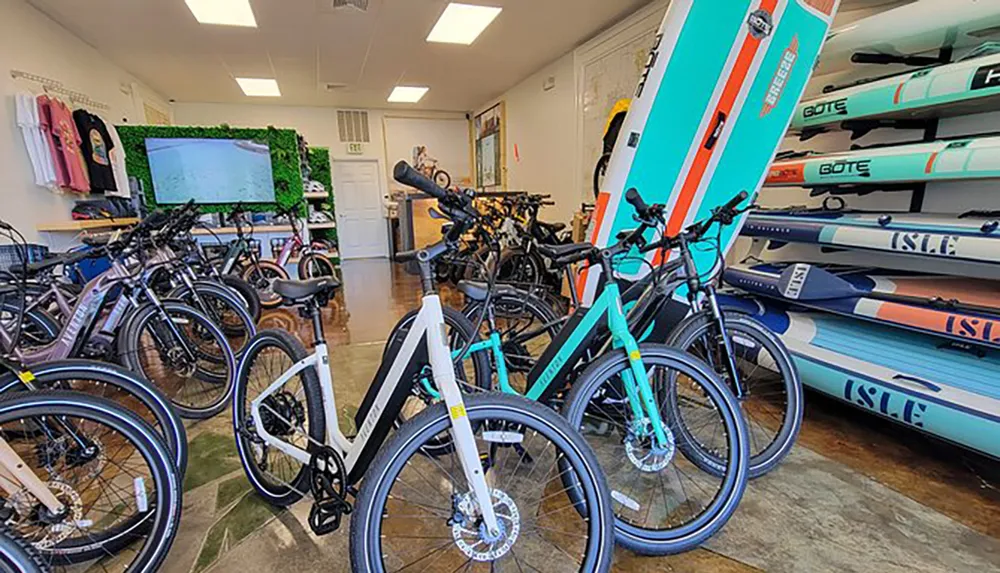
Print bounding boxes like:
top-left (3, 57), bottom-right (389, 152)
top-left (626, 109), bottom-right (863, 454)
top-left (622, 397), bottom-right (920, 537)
top-left (27, 0), bottom-right (651, 111)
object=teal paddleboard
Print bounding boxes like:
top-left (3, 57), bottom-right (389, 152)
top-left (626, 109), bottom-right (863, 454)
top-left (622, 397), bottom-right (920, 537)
top-left (581, 0), bottom-right (841, 303)
top-left (792, 52), bottom-right (1000, 133)
top-left (718, 298), bottom-right (1000, 459)
top-left (766, 135), bottom-right (1000, 187)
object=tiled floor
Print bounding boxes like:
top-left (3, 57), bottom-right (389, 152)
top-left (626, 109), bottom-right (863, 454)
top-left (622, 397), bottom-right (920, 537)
top-left (167, 259), bottom-right (1000, 572)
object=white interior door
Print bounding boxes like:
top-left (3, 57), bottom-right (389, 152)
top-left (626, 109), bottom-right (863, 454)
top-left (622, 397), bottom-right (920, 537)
top-left (333, 160), bottom-right (388, 259)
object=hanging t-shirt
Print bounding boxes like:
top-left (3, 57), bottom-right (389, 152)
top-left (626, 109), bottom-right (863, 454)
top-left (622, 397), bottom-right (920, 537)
top-left (48, 98), bottom-right (90, 193)
top-left (15, 92), bottom-right (57, 187)
top-left (37, 95), bottom-right (70, 189)
top-left (104, 121), bottom-right (130, 198)
top-left (73, 110), bottom-right (117, 192)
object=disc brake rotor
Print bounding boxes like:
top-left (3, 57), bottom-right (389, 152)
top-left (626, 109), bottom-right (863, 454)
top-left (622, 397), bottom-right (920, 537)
top-left (451, 489), bottom-right (520, 562)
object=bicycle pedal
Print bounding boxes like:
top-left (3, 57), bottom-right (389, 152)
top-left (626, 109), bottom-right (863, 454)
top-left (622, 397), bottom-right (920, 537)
top-left (308, 497), bottom-right (352, 536)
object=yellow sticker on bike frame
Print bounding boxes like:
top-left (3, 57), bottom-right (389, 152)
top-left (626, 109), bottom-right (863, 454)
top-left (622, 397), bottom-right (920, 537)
top-left (17, 371), bottom-right (35, 384)
top-left (629, 350), bottom-right (641, 361)
top-left (450, 405), bottom-right (467, 420)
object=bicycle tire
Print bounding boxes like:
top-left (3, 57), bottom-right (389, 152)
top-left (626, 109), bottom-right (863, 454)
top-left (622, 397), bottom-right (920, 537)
top-left (593, 152), bottom-right (610, 198)
top-left (0, 302), bottom-right (60, 349)
top-left (461, 288), bottom-right (563, 394)
top-left (350, 392), bottom-right (615, 572)
top-left (562, 343), bottom-right (749, 555)
top-left (296, 253), bottom-right (337, 279)
top-left (233, 329), bottom-right (325, 507)
top-left (241, 261), bottom-right (288, 310)
top-left (0, 390), bottom-right (181, 571)
top-left (118, 302), bottom-right (237, 419)
top-left (167, 281), bottom-right (256, 356)
top-left (0, 359), bottom-right (187, 477)
top-left (219, 275), bottom-right (262, 324)
top-left (667, 311), bottom-right (802, 478)
top-left (433, 169), bottom-right (451, 189)
top-left (0, 524), bottom-right (46, 573)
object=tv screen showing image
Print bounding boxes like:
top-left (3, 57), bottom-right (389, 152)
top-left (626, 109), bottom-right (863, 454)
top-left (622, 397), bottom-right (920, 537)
top-left (145, 138), bottom-right (276, 204)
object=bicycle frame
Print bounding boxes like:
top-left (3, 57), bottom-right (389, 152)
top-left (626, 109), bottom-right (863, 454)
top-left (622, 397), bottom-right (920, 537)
top-left (455, 280), bottom-right (674, 449)
top-left (249, 292), bottom-right (502, 532)
top-left (0, 437), bottom-right (65, 516)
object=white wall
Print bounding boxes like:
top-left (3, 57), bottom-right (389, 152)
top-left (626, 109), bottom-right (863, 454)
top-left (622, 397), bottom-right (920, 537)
top-left (477, 53), bottom-right (578, 222)
top-left (0, 0), bottom-right (171, 242)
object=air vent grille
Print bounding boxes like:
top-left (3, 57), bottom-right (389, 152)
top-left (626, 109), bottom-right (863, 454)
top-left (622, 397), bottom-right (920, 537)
top-left (337, 110), bottom-right (370, 143)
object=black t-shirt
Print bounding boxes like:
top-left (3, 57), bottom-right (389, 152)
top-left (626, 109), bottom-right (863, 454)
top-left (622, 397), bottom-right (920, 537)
top-left (72, 110), bottom-right (117, 192)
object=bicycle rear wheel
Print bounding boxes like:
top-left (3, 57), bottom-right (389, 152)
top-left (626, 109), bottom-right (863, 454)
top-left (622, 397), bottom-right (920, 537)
top-left (0, 390), bottom-right (181, 571)
top-left (350, 393), bottom-right (614, 572)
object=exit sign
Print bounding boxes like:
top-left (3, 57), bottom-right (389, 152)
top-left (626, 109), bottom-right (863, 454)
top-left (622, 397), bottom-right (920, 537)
top-left (346, 142), bottom-right (365, 155)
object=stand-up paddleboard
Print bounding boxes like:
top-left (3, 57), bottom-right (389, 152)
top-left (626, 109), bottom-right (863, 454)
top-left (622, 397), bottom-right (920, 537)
top-left (579, 0), bottom-right (841, 304)
top-left (792, 52), bottom-right (1000, 133)
top-left (816, 0), bottom-right (1000, 76)
top-left (724, 263), bottom-right (1000, 349)
top-left (718, 296), bottom-right (1000, 459)
top-left (742, 210), bottom-right (1000, 264)
top-left (766, 136), bottom-right (1000, 188)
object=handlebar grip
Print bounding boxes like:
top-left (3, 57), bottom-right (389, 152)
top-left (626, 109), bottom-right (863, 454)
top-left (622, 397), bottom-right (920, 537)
top-left (625, 188), bottom-right (650, 217)
top-left (721, 191), bottom-right (749, 214)
top-left (393, 161), bottom-right (449, 201)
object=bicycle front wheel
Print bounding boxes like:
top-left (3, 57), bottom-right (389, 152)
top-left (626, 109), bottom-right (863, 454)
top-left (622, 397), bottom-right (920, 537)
top-left (0, 390), bottom-right (181, 571)
top-left (350, 392), bottom-right (614, 572)
top-left (668, 311), bottom-right (802, 478)
top-left (118, 302), bottom-right (237, 419)
top-left (562, 343), bottom-right (749, 555)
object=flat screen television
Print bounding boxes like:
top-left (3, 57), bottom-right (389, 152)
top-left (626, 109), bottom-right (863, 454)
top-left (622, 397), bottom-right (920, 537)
top-left (145, 137), bottom-right (276, 204)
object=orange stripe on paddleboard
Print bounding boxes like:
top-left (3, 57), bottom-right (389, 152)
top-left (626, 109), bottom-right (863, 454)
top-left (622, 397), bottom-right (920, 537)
top-left (876, 302), bottom-right (1000, 343)
top-left (889, 277), bottom-right (1000, 309)
top-left (925, 152), bottom-right (939, 174)
top-left (577, 191), bottom-right (610, 301)
top-left (893, 82), bottom-right (906, 105)
top-left (657, 0), bottom-right (778, 265)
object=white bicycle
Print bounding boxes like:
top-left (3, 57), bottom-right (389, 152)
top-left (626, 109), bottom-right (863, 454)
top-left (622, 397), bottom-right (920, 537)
top-left (232, 162), bottom-right (615, 572)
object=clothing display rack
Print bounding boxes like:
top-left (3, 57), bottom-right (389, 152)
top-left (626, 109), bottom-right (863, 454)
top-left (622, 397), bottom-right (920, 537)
top-left (10, 69), bottom-right (110, 111)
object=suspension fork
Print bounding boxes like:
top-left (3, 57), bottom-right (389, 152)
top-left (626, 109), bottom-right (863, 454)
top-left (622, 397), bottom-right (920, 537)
top-left (144, 289), bottom-right (198, 362)
top-left (704, 286), bottom-right (744, 399)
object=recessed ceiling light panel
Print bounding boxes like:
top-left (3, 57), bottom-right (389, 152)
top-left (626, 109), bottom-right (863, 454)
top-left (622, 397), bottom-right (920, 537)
top-left (236, 77), bottom-right (281, 97)
top-left (186, 0), bottom-right (258, 27)
top-left (387, 86), bottom-right (429, 103)
top-left (427, 3), bottom-right (502, 45)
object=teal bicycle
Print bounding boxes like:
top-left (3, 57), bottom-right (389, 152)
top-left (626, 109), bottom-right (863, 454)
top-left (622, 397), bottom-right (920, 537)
top-left (388, 194), bottom-right (751, 555)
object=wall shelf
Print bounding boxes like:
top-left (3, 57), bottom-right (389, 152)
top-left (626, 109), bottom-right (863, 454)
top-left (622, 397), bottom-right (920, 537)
top-left (307, 222), bottom-right (337, 230)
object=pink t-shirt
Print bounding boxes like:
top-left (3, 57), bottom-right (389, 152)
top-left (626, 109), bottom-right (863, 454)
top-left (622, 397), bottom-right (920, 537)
top-left (46, 97), bottom-right (90, 192)
top-left (37, 95), bottom-right (70, 188)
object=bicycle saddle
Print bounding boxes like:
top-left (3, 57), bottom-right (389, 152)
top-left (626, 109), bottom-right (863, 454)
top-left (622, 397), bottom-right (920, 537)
top-left (536, 242), bottom-right (591, 259)
top-left (273, 277), bottom-right (341, 302)
top-left (537, 221), bottom-right (566, 233)
top-left (456, 280), bottom-right (523, 302)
